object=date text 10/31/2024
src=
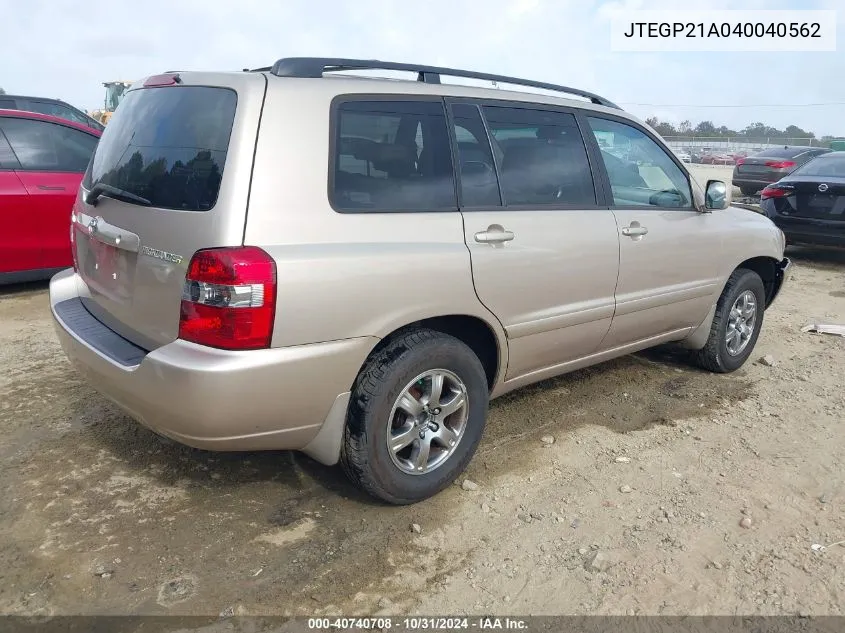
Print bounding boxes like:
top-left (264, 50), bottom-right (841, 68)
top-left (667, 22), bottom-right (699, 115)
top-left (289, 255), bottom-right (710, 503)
top-left (307, 617), bottom-right (529, 630)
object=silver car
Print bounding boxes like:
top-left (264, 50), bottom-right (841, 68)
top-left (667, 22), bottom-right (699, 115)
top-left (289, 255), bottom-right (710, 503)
top-left (50, 58), bottom-right (790, 504)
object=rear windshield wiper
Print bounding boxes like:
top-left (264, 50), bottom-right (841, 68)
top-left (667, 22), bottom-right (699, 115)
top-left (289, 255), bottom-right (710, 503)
top-left (85, 183), bottom-right (151, 207)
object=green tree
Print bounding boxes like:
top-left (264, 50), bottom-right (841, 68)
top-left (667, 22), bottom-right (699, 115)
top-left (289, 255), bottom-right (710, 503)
top-left (741, 122), bottom-right (782, 138)
top-left (645, 118), bottom-right (678, 137)
top-left (694, 120), bottom-right (716, 136)
top-left (783, 124), bottom-right (815, 139)
top-left (0, 87), bottom-right (5, 95)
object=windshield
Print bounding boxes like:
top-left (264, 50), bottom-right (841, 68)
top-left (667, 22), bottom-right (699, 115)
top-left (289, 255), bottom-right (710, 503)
top-left (793, 154), bottom-right (845, 178)
top-left (83, 86), bottom-right (237, 211)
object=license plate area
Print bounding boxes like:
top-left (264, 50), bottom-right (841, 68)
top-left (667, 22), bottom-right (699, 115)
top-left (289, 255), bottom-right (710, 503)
top-left (78, 229), bottom-right (136, 301)
top-left (809, 195), bottom-right (834, 208)
top-left (92, 239), bottom-right (120, 280)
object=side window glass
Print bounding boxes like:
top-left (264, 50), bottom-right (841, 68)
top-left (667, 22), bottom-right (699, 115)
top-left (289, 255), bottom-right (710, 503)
top-left (21, 100), bottom-right (56, 117)
top-left (1, 118), bottom-right (97, 172)
top-left (481, 106), bottom-right (596, 207)
top-left (451, 103), bottom-right (501, 207)
top-left (0, 128), bottom-right (20, 169)
top-left (21, 100), bottom-right (82, 126)
top-left (60, 107), bottom-right (88, 125)
top-left (0, 98), bottom-right (16, 109)
top-left (332, 100), bottom-right (456, 212)
top-left (588, 117), bottom-right (693, 209)
top-left (54, 125), bottom-right (99, 171)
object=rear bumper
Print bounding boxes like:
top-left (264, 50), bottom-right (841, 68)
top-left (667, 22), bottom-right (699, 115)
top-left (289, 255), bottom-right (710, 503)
top-left (781, 231), bottom-right (845, 248)
top-left (49, 269), bottom-right (375, 454)
top-left (767, 213), bottom-right (845, 248)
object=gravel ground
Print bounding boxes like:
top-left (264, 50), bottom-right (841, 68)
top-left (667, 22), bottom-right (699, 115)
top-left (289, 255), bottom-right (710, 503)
top-left (0, 243), bottom-right (843, 619)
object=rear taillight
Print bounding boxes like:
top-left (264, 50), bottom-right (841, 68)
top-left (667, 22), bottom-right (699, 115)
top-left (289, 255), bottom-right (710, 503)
top-left (735, 158), bottom-right (745, 166)
top-left (764, 160), bottom-right (796, 170)
top-left (760, 185), bottom-right (795, 200)
top-left (178, 246), bottom-right (277, 351)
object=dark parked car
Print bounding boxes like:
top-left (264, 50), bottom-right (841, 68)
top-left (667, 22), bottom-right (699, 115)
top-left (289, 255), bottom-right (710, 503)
top-left (0, 94), bottom-right (104, 133)
top-left (0, 109), bottom-right (101, 284)
top-left (733, 146), bottom-right (831, 196)
top-left (760, 151), bottom-right (845, 247)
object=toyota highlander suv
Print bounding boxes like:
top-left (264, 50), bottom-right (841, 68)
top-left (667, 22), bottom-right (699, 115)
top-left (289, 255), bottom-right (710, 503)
top-left (50, 58), bottom-right (790, 504)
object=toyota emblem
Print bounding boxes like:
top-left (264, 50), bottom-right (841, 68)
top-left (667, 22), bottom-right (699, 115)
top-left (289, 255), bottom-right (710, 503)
top-left (818, 183), bottom-right (829, 192)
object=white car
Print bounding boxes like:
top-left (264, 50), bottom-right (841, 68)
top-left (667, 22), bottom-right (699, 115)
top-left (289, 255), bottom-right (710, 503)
top-left (675, 149), bottom-right (692, 163)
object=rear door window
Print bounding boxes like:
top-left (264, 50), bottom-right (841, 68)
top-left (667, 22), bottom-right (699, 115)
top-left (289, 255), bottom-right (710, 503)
top-left (482, 105), bottom-right (597, 207)
top-left (0, 117), bottom-right (98, 172)
top-left (450, 103), bottom-right (502, 208)
top-left (331, 99), bottom-right (456, 212)
top-left (83, 86), bottom-right (237, 211)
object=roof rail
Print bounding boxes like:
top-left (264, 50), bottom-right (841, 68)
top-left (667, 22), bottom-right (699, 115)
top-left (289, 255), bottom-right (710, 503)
top-left (268, 57), bottom-right (620, 109)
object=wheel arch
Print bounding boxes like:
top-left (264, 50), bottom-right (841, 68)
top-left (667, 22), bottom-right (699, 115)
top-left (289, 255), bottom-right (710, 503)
top-left (364, 314), bottom-right (506, 391)
top-left (680, 256), bottom-right (783, 351)
top-left (735, 255), bottom-right (782, 308)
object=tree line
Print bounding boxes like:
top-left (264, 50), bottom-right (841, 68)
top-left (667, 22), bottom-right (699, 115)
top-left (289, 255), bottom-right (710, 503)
top-left (645, 117), bottom-right (840, 143)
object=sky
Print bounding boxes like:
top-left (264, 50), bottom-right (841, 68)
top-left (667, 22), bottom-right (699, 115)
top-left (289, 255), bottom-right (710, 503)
top-left (2, 0), bottom-right (843, 137)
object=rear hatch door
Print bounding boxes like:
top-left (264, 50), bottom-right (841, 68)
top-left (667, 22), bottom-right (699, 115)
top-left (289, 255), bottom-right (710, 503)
top-left (72, 71), bottom-right (266, 350)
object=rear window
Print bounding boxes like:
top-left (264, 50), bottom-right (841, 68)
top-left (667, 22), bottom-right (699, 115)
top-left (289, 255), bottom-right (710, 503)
top-left (793, 153), bottom-right (845, 177)
top-left (83, 86), bottom-right (237, 211)
top-left (752, 147), bottom-right (810, 159)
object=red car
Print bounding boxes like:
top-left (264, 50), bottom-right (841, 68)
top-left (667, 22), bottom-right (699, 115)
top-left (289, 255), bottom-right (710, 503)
top-left (701, 152), bottom-right (735, 166)
top-left (0, 109), bottom-right (101, 284)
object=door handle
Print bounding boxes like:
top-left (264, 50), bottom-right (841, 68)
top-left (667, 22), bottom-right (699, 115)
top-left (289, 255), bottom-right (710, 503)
top-left (37, 185), bottom-right (66, 191)
top-left (621, 224), bottom-right (648, 237)
top-left (474, 225), bottom-right (515, 245)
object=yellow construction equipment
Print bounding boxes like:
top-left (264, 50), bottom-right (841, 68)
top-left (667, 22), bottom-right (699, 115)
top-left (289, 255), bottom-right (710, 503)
top-left (89, 81), bottom-right (132, 125)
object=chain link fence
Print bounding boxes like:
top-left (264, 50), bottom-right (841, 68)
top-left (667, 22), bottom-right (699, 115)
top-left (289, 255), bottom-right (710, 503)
top-left (663, 136), bottom-right (818, 154)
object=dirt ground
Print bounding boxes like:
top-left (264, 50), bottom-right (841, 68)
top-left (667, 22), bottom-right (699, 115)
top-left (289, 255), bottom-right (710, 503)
top-left (1, 243), bottom-right (843, 619)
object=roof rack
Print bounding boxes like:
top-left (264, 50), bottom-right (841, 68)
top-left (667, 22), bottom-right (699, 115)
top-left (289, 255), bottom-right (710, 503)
top-left (267, 57), bottom-right (620, 109)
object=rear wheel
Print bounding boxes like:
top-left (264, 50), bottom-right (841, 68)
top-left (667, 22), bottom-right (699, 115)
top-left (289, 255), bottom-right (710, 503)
top-left (740, 186), bottom-right (759, 196)
top-left (341, 329), bottom-right (489, 504)
top-left (692, 269), bottom-right (765, 373)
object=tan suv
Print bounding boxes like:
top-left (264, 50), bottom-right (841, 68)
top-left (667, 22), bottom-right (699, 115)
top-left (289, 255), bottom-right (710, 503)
top-left (50, 58), bottom-right (790, 504)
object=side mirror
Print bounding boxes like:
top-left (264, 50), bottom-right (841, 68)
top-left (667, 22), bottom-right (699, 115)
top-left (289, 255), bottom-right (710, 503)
top-left (705, 180), bottom-right (729, 211)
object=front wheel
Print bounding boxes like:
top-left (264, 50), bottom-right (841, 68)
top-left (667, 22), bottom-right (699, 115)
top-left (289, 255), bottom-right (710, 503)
top-left (341, 329), bottom-right (489, 504)
top-left (692, 269), bottom-right (766, 373)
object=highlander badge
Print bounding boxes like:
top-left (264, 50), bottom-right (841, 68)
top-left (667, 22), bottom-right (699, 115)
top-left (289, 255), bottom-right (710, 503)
top-left (141, 245), bottom-right (184, 264)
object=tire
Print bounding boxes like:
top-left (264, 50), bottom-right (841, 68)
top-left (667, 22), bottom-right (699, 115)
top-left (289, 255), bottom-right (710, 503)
top-left (692, 269), bottom-right (766, 373)
top-left (740, 186), bottom-right (759, 196)
top-left (341, 328), bottom-right (489, 505)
